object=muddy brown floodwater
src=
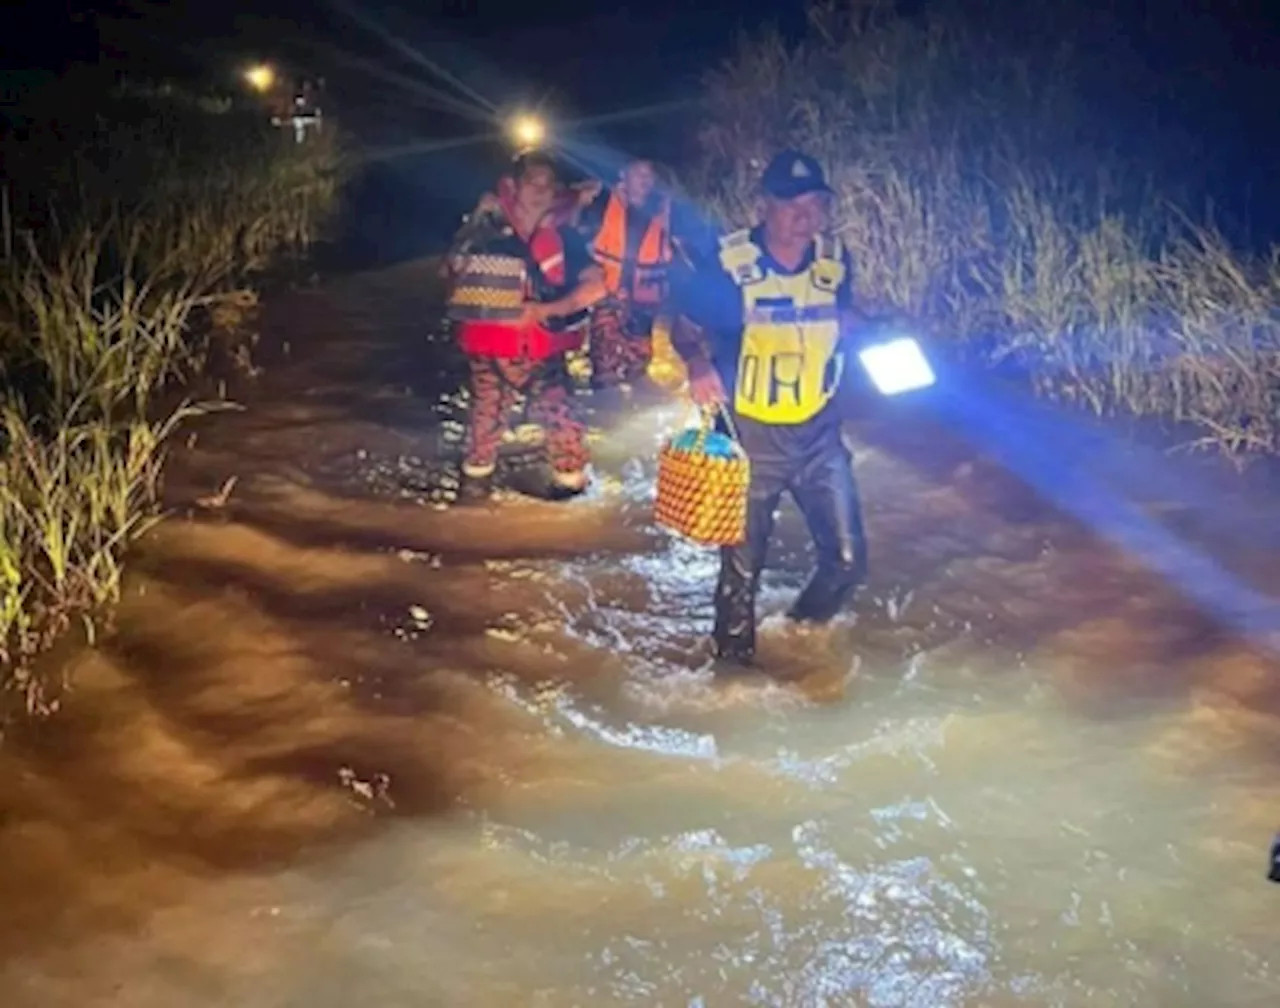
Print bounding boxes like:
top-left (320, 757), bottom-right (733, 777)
top-left (1, 259), bottom-right (1279, 1007)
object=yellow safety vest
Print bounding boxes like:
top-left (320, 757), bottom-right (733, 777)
top-left (718, 229), bottom-right (847, 425)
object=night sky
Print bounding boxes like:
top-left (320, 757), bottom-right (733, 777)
top-left (15, 1), bottom-right (1279, 131)
top-left (5, 0), bottom-right (1279, 252)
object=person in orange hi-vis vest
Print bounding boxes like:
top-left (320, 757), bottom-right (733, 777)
top-left (575, 158), bottom-right (674, 392)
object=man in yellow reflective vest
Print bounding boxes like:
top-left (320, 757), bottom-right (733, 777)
top-left (671, 149), bottom-right (869, 666)
top-left (576, 158), bottom-right (674, 389)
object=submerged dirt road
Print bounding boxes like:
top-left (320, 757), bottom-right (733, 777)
top-left (1, 259), bottom-right (1279, 1007)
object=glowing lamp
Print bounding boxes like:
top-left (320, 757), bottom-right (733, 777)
top-left (857, 336), bottom-right (935, 396)
top-left (510, 114), bottom-right (546, 148)
top-left (244, 64), bottom-right (276, 93)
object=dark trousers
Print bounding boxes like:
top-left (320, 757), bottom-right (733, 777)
top-left (714, 409), bottom-right (868, 663)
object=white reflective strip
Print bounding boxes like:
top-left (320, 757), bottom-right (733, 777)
top-left (539, 253), bottom-right (564, 271)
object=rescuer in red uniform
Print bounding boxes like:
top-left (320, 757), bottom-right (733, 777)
top-left (445, 152), bottom-right (606, 502)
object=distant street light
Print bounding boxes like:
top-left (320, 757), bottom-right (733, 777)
top-left (509, 114), bottom-right (546, 149)
top-left (244, 64), bottom-right (276, 93)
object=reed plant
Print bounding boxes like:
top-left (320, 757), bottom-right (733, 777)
top-left (0, 76), bottom-right (344, 710)
top-left (691, 1), bottom-right (1280, 460)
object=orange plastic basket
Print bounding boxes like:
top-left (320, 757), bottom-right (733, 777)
top-left (654, 408), bottom-right (749, 547)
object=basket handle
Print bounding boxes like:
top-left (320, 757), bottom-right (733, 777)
top-left (693, 402), bottom-right (739, 453)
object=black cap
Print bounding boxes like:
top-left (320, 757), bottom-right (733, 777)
top-left (760, 149), bottom-right (834, 200)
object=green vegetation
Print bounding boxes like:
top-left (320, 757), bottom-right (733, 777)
top-left (693, 1), bottom-right (1280, 460)
top-left (0, 75), bottom-right (343, 711)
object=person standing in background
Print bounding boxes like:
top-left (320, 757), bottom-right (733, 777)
top-left (574, 157), bottom-right (674, 392)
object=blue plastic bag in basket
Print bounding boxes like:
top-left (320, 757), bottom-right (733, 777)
top-left (668, 427), bottom-right (741, 459)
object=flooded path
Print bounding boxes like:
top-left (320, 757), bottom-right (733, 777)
top-left (2, 259), bottom-right (1279, 1006)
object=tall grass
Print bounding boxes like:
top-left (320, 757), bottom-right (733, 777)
top-left (691, 1), bottom-right (1280, 461)
top-left (0, 76), bottom-right (344, 712)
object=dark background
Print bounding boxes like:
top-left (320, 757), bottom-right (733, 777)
top-left (4, 0), bottom-right (1279, 263)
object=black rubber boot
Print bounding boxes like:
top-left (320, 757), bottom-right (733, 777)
top-left (712, 470), bottom-right (785, 669)
top-left (543, 468), bottom-right (589, 501)
top-left (457, 469), bottom-right (495, 504)
top-left (786, 440), bottom-right (868, 623)
top-left (712, 638), bottom-right (757, 670)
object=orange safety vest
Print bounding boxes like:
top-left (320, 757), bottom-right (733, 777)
top-left (591, 191), bottom-right (672, 305)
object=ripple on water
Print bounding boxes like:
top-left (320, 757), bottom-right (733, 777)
top-left (5, 347), bottom-right (1280, 1007)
